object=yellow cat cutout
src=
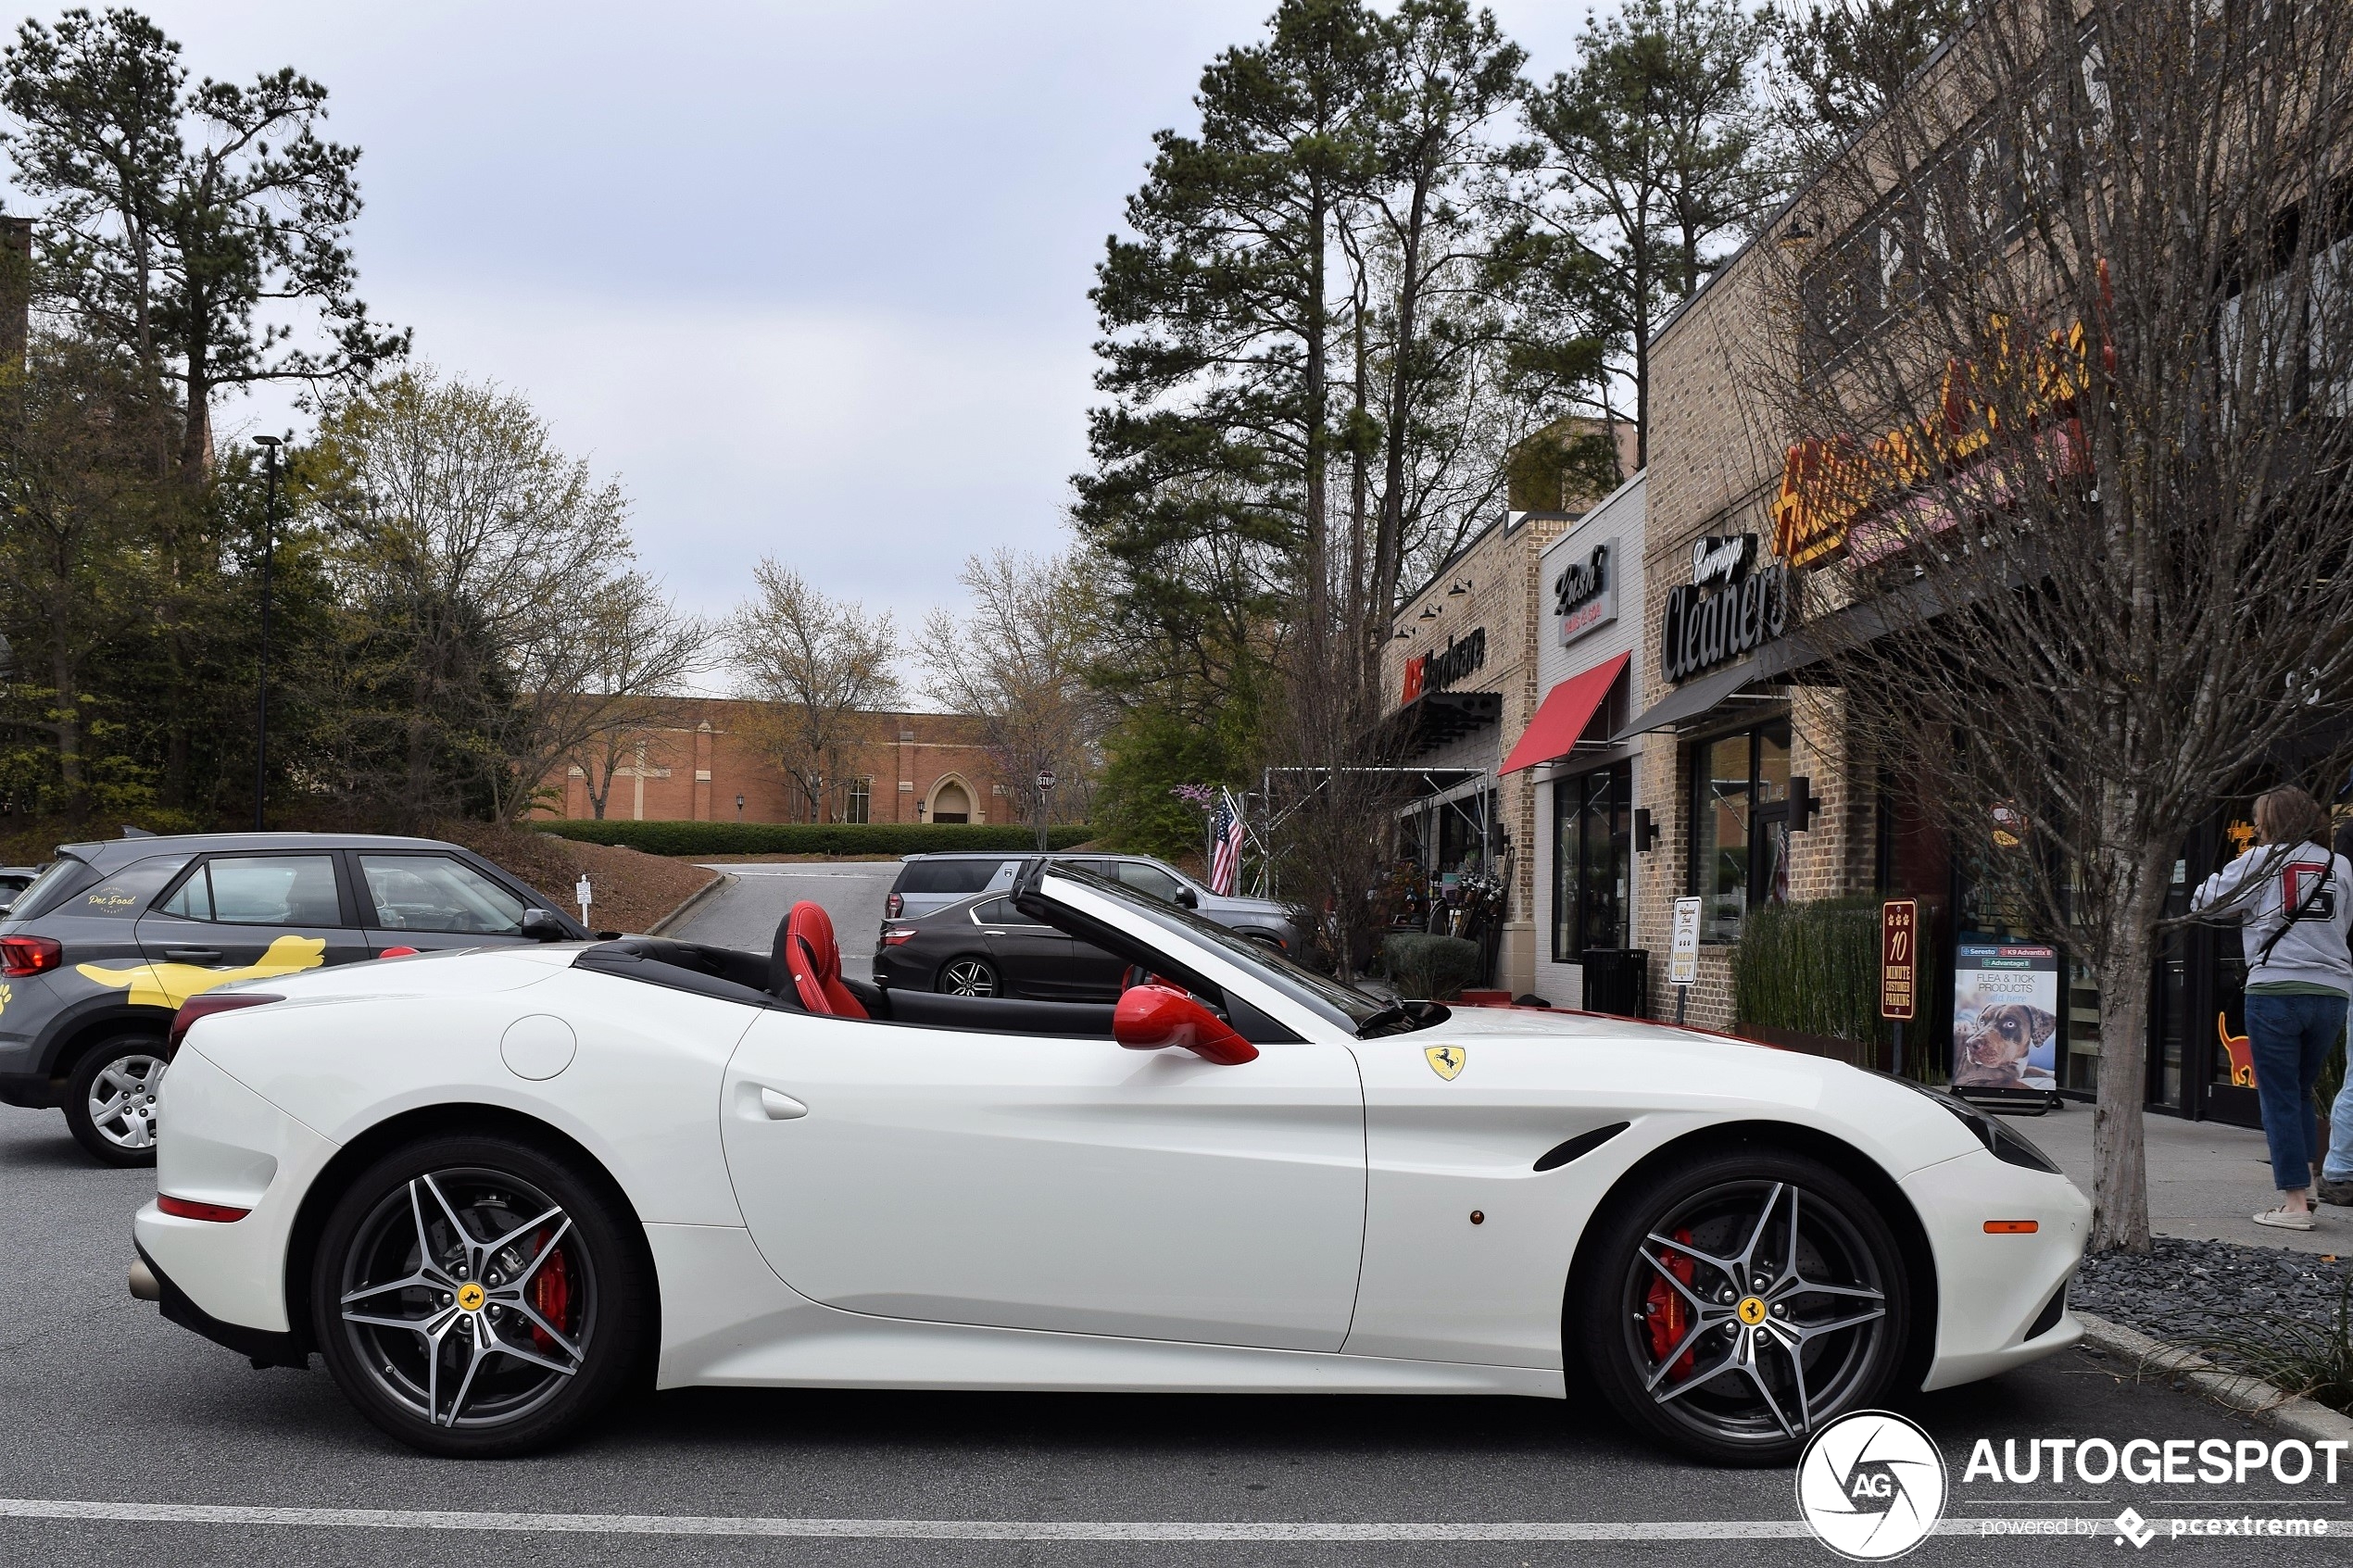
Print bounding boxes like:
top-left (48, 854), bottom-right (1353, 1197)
top-left (78, 935), bottom-right (328, 1010)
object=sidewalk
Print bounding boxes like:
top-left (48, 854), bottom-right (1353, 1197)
top-left (2019, 1101), bottom-right (2343, 1255)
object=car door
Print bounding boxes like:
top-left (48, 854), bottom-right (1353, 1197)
top-left (720, 1009), bottom-right (1366, 1350)
top-left (352, 851), bottom-right (536, 955)
top-left (969, 897), bottom-right (1077, 997)
top-left (132, 852), bottom-right (371, 1005)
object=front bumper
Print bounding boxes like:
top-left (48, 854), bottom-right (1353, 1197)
top-left (1906, 1146), bottom-right (2092, 1390)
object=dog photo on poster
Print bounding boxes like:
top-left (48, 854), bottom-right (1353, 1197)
top-left (1951, 942), bottom-right (2061, 1092)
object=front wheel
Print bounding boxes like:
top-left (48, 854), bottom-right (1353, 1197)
top-left (309, 1134), bottom-right (650, 1458)
top-left (65, 1035), bottom-right (170, 1167)
top-left (1575, 1148), bottom-right (1910, 1466)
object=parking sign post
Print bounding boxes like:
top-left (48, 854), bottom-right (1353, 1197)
top-left (1880, 898), bottom-right (1919, 1079)
top-left (575, 874), bottom-right (593, 930)
top-left (1667, 897), bottom-right (1701, 1025)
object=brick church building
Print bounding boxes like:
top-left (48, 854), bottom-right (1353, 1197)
top-left (533, 699), bottom-right (1009, 826)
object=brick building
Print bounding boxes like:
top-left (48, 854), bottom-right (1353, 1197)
top-left (534, 700), bottom-right (1011, 826)
top-left (1379, 512), bottom-right (1571, 998)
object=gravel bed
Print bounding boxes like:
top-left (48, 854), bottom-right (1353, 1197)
top-left (2071, 1236), bottom-right (2351, 1353)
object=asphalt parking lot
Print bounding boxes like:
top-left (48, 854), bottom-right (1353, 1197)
top-left (5, 1086), bottom-right (2347, 1567)
top-left (672, 859), bottom-right (899, 957)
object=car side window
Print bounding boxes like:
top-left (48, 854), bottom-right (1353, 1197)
top-left (359, 854), bottom-right (526, 935)
top-left (1114, 861), bottom-right (1184, 904)
top-left (201, 855), bottom-right (346, 927)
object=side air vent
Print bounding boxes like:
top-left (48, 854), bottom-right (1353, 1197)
top-left (1532, 1121), bottom-right (1630, 1173)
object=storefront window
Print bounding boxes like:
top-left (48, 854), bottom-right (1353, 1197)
top-left (1554, 765), bottom-right (1629, 960)
top-left (1689, 718), bottom-right (1793, 941)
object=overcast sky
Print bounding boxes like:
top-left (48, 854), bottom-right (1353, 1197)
top-left (94, 1), bottom-right (1593, 667)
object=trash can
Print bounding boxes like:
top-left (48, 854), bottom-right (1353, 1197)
top-left (1580, 948), bottom-right (1648, 1018)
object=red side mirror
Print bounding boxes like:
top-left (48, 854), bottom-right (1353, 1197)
top-left (1113, 985), bottom-right (1259, 1065)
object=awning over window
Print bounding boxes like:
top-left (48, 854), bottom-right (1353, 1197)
top-left (1501, 653), bottom-right (1629, 774)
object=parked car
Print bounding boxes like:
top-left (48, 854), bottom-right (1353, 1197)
top-left (0, 832), bottom-right (589, 1166)
top-left (0, 864), bottom-right (39, 916)
top-left (883, 851), bottom-right (1301, 952)
top-left (874, 891), bottom-right (1130, 999)
top-left (132, 859), bottom-right (2086, 1463)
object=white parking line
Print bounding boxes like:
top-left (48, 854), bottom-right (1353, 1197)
top-left (0, 1500), bottom-right (2127, 1540)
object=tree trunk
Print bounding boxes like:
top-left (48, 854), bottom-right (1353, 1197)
top-left (46, 607), bottom-right (81, 795)
top-left (2089, 859), bottom-right (2167, 1253)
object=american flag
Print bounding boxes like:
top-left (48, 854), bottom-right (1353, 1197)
top-left (1209, 790), bottom-right (1247, 896)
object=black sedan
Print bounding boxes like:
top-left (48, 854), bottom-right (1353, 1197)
top-left (872, 892), bottom-right (1128, 1001)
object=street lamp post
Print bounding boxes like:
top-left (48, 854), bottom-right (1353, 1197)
top-left (252, 436), bottom-right (283, 831)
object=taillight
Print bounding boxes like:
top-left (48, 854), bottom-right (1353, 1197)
top-left (167, 992), bottom-right (283, 1051)
top-left (375, 946), bottom-right (420, 959)
top-left (886, 892), bottom-right (903, 918)
top-left (0, 935), bottom-right (60, 977)
top-left (157, 1195), bottom-right (250, 1223)
top-left (883, 927), bottom-right (917, 946)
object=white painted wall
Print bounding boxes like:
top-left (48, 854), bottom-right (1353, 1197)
top-left (1530, 472), bottom-right (1646, 1010)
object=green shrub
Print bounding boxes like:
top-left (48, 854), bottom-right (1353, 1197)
top-left (1732, 896), bottom-right (1890, 1053)
top-left (534, 821), bottom-right (1096, 857)
top-left (1383, 933), bottom-right (1483, 1000)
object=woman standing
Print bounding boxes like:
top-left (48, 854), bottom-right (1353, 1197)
top-left (2193, 786), bottom-right (2353, 1229)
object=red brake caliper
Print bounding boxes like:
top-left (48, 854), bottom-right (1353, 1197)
top-left (530, 1235), bottom-right (572, 1355)
top-left (1643, 1227), bottom-right (1697, 1382)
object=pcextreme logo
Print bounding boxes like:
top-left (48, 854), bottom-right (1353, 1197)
top-left (1794, 1410), bottom-right (1948, 1561)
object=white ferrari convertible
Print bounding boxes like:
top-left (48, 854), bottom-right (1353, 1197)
top-left (129, 860), bottom-right (2088, 1464)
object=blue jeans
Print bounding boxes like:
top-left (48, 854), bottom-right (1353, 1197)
top-left (2244, 992), bottom-right (2346, 1192)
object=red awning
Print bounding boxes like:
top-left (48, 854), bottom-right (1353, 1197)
top-left (1500, 653), bottom-right (1629, 775)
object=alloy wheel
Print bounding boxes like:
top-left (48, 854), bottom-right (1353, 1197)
top-left (939, 959), bottom-right (998, 997)
top-left (1618, 1177), bottom-right (1890, 1450)
top-left (336, 1166), bottom-right (594, 1431)
top-left (86, 1051), bottom-right (167, 1151)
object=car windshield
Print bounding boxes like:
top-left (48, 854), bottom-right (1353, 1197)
top-left (1033, 861), bottom-right (1396, 1032)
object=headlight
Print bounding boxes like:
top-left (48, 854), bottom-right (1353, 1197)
top-left (1883, 1075), bottom-right (2064, 1174)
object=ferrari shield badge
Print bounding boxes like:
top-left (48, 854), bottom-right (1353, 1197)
top-left (1424, 1044), bottom-right (1466, 1081)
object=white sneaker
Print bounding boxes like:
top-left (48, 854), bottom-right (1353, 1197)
top-left (2253, 1206), bottom-right (2317, 1231)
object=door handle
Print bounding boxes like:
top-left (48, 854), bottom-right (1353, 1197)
top-left (758, 1087), bottom-right (808, 1121)
top-left (163, 948), bottom-right (223, 963)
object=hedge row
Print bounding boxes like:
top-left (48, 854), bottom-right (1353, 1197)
top-left (533, 820), bottom-right (1096, 858)
top-left (1730, 895), bottom-right (1889, 1052)
top-left (1383, 933), bottom-right (1484, 1001)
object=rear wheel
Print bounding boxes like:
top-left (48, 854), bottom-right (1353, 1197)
top-left (937, 956), bottom-right (999, 997)
top-left (65, 1035), bottom-right (170, 1167)
top-left (1575, 1148), bottom-right (1909, 1466)
top-left (309, 1134), bottom-right (649, 1458)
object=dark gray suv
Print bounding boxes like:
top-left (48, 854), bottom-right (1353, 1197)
top-left (0, 832), bottom-right (587, 1166)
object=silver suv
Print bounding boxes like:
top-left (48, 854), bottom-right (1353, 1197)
top-left (883, 852), bottom-right (1302, 953)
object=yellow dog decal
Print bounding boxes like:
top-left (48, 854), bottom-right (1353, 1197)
top-left (77, 935), bottom-right (329, 1010)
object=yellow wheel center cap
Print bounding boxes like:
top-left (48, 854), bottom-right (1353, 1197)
top-left (1736, 1295), bottom-right (1768, 1326)
top-left (456, 1282), bottom-right (486, 1312)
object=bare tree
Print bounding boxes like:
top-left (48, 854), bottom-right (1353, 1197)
top-left (309, 368), bottom-right (632, 826)
top-left (1751, 2), bottom-right (2353, 1251)
top-left (547, 572), bottom-right (711, 821)
top-left (920, 547), bottom-right (1108, 831)
top-left (725, 558), bottom-right (901, 822)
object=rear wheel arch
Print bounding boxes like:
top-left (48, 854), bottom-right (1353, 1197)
top-left (282, 1104), bottom-right (658, 1367)
top-left (1565, 1119), bottom-right (1940, 1398)
top-left (47, 1007), bottom-right (168, 1086)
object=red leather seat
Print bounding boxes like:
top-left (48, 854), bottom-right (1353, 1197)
top-left (775, 901), bottom-right (867, 1019)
